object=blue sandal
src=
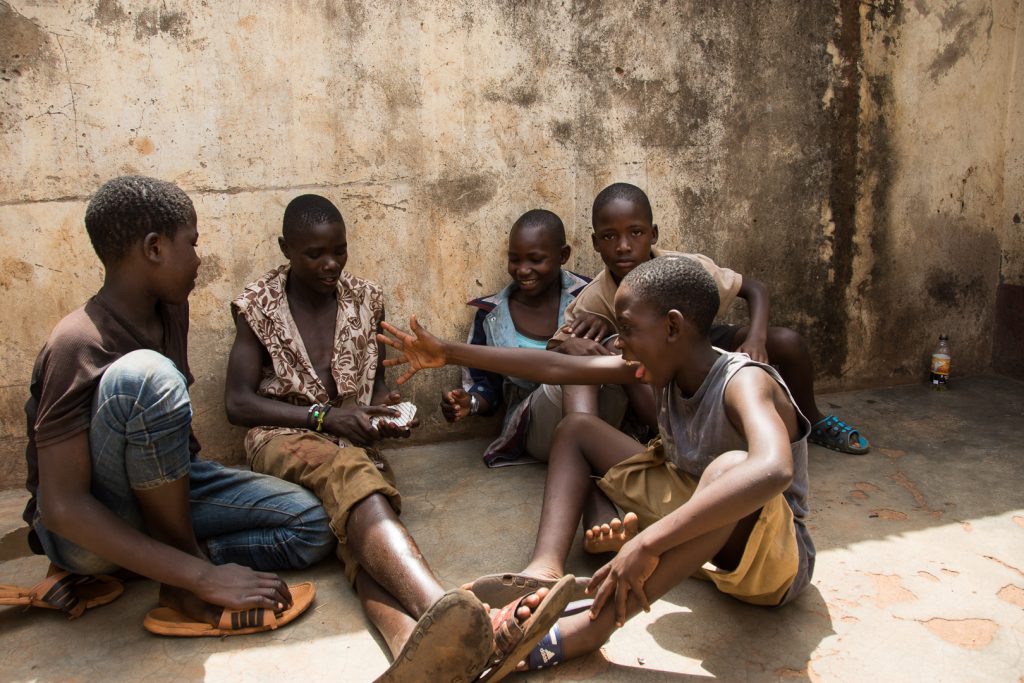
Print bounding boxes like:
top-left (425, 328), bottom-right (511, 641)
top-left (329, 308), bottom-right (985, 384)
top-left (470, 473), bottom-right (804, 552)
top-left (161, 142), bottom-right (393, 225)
top-left (810, 415), bottom-right (870, 455)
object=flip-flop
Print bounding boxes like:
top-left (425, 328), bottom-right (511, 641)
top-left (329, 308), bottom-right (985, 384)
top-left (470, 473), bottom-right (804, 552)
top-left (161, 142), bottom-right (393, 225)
top-left (142, 581), bottom-right (315, 637)
top-left (0, 570), bottom-right (124, 619)
top-left (374, 588), bottom-right (492, 683)
top-left (478, 574), bottom-right (575, 683)
top-left (465, 572), bottom-right (589, 607)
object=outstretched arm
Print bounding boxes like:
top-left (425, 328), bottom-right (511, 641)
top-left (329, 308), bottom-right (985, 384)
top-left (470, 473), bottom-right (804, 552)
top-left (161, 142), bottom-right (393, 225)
top-left (378, 316), bottom-right (639, 387)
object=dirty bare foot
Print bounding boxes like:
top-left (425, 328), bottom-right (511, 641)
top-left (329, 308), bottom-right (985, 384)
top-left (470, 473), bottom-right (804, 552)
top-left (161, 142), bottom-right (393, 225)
top-left (584, 512), bottom-right (639, 554)
top-left (158, 584), bottom-right (224, 627)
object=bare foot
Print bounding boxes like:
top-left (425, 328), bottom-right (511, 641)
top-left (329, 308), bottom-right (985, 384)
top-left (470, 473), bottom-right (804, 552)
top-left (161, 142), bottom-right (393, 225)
top-left (158, 584), bottom-right (224, 627)
top-left (583, 512), bottom-right (639, 554)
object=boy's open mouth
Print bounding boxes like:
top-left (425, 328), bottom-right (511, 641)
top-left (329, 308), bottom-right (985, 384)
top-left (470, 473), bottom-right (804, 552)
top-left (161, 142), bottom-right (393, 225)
top-left (624, 359), bottom-right (648, 381)
top-left (518, 277), bottom-right (538, 288)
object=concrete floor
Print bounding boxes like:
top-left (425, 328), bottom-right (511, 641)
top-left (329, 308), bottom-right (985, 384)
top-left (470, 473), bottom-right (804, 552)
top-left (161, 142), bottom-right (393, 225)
top-left (1, 376), bottom-right (1022, 682)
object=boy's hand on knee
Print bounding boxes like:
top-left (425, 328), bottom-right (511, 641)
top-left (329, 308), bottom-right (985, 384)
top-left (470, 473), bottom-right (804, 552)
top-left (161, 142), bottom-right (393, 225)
top-left (440, 388), bottom-right (471, 422)
top-left (736, 337), bottom-right (769, 364)
top-left (563, 312), bottom-right (613, 342)
top-left (196, 563), bottom-right (292, 611)
top-left (557, 336), bottom-right (612, 357)
top-left (588, 538), bottom-right (659, 627)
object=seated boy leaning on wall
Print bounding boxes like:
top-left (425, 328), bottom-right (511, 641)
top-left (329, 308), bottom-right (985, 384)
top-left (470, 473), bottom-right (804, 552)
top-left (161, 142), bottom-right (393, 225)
top-left (440, 208), bottom-right (618, 466)
top-left (378, 254), bottom-right (814, 674)
top-left (224, 194), bottom-right (576, 683)
top-left (20, 175), bottom-right (333, 636)
top-left (553, 182), bottom-right (870, 458)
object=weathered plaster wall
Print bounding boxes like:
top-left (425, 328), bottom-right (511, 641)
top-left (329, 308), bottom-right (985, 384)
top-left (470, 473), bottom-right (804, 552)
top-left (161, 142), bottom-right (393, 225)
top-left (852, 0), bottom-right (1021, 385)
top-left (0, 0), bottom-right (1019, 488)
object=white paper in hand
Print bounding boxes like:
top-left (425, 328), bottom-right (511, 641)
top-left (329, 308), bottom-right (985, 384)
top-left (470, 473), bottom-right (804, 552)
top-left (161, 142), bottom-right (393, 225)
top-left (371, 402), bottom-right (417, 429)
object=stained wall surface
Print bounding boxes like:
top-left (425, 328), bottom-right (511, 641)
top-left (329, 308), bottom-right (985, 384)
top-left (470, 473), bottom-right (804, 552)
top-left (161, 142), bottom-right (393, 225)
top-left (0, 0), bottom-right (1020, 488)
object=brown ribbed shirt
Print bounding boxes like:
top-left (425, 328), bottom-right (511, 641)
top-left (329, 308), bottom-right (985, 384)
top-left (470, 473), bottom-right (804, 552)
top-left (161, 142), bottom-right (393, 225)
top-left (23, 295), bottom-right (196, 526)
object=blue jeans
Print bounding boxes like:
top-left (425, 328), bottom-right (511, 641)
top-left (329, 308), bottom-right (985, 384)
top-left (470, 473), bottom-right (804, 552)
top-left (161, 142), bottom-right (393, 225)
top-left (33, 350), bottom-right (334, 575)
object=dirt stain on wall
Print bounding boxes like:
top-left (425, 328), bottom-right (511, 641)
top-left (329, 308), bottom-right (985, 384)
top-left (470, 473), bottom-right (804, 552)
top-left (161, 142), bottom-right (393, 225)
top-left (0, 2), bottom-right (53, 78)
top-left (426, 173), bottom-right (497, 214)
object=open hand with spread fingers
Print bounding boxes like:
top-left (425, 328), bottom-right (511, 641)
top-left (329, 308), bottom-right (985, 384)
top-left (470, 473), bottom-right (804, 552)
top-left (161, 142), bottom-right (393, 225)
top-left (377, 316), bottom-right (449, 385)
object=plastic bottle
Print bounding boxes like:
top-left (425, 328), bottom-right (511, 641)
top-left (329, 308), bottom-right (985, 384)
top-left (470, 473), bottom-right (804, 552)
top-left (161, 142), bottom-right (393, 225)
top-left (929, 334), bottom-right (951, 390)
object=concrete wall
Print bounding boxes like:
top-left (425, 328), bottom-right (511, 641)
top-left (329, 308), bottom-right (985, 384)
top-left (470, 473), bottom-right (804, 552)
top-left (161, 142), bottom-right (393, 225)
top-left (0, 0), bottom-right (1020, 488)
top-left (854, 0), bottom-right (1022, 385)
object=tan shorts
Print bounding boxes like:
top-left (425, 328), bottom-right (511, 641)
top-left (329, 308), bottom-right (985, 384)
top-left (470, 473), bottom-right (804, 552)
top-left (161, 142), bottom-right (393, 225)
top-left (250, 431), bottom-right (402, 584)
top-left (597, 439), bottom-right (799, 606)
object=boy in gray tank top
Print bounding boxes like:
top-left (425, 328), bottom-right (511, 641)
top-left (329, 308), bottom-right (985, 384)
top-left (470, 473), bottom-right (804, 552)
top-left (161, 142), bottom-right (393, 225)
top-left (378, 255), bottom-right (815, 673)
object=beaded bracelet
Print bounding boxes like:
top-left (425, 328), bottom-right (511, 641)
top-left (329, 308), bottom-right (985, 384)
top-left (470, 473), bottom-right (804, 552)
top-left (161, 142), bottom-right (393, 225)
top-left (307, 403), bottom-right (332, 432)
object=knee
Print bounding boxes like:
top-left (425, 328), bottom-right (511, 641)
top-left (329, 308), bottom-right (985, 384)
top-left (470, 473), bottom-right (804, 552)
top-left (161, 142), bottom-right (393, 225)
top-left (767, 327), bottom-right (807, 364)
top-left (283, 493), bottom-right (335, 569)
top-left (553, 412), bottom-right (602, 438)
top-left (99, 350), bottom-right (189, 411)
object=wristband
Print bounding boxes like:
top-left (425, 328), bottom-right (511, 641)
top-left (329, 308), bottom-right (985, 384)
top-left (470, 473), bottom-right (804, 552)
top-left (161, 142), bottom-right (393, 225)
top-left (469, 393), bottom-right (480, 416)
top-left (307, 403), bottom-right (331, 432)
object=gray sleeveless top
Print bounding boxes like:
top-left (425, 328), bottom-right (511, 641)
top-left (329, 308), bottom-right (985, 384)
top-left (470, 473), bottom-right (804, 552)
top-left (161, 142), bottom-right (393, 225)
top-left (656, 350), bottom-right (815, 604)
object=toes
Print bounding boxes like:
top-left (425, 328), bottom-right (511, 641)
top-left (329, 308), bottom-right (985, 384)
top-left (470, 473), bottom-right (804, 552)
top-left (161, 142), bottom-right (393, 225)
top-left (623, 511), bottom-right (640, 533)
top-left (609, 517), bottom-right (623, 533)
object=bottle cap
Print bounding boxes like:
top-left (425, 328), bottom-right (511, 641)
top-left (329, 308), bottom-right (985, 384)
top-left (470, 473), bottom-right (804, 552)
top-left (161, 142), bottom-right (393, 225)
top-left (939, 334), bottom-right (948, 340)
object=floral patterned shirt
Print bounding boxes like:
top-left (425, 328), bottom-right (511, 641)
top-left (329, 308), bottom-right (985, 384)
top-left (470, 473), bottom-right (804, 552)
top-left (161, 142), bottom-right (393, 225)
top-left (231, 265), bottom-right (384, 457)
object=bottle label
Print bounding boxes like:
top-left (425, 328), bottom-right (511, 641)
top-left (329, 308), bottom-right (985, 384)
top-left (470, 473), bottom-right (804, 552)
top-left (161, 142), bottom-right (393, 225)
top-left (930, 354), bottom-right (950, 376)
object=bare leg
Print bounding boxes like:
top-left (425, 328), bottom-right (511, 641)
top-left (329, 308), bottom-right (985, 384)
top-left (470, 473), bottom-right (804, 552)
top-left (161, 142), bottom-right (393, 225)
top-left (563, 384), bottom-right (600, 414)
top-left (347, 493), bottom-right (446, 621)
top-left (525, 450), bottom-right (765, 665)
top-left (135, 476), bottom-right (222, 625)
top-left (521, 414), bottom-right (645, 580)
top-left (356, 569), bottom-right (417, 658)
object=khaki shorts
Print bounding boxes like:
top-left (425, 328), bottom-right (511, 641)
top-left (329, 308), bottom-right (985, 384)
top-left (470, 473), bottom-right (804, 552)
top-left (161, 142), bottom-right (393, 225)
top-left (250, 431), bottom-right (401, 584)
top-left (597, 439), bottom-right (799, 606)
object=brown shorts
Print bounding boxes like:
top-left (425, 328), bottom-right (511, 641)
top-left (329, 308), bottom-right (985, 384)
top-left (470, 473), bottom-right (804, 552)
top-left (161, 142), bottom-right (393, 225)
top-left (250, 431), bottom-right (402, 584)
top-left (597, 438), bottom-right (799, 606)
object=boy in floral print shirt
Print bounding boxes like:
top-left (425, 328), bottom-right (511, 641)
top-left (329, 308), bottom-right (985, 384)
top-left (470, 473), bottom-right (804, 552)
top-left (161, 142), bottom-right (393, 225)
top-left (225, 195), bottom-right (571, 682)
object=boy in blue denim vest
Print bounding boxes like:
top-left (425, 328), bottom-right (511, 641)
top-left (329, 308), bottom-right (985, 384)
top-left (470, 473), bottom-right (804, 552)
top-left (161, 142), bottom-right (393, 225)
top-left (22, 176), bottom-right (333, 635)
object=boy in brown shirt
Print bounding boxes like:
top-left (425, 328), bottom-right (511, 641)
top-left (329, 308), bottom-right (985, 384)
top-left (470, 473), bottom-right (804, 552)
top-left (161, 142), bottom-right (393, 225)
top-left (23, 176), bottom-right (333, 635)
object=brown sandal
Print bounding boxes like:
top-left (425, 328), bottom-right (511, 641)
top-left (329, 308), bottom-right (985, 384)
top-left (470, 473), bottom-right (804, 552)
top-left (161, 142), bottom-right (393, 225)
top-left (0, 570), bottom-right (124, 619)
top-left (478, 574), bottom-right (575, 682)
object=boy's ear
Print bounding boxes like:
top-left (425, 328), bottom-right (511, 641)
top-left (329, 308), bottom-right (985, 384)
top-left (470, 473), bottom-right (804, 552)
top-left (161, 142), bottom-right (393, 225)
top-left (560, 244), bottom-right (571, 265)
top-left (651, 223), bottom-right (659, 245)
top-left (142, 232), bottom-right (163, 264)
top-left (666, 309), bottom-right (684, 342)
top-left (277, 235), bottom-right (289, 260)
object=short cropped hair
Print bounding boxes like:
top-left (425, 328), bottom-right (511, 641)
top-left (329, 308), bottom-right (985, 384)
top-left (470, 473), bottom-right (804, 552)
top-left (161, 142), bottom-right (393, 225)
top-left (622, 256), bottom-right (719, 335)
top-left (84, 175), bottom-right (195, 264)
top-left (282, 194), bottom-right (344, 241)
top-left (511, 209), bottom-right (566, 245)
top-left (592, 182), bottom-right (653, 225)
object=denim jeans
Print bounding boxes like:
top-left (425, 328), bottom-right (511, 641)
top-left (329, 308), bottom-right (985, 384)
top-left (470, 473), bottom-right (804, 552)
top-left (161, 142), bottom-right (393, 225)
top-left (33, 349), bottom-right (333, 575)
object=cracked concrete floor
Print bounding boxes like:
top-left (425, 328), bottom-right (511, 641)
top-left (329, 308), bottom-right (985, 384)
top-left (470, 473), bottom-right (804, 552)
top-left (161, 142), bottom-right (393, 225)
top-left (1, 375), bottom-right (1022, 682)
